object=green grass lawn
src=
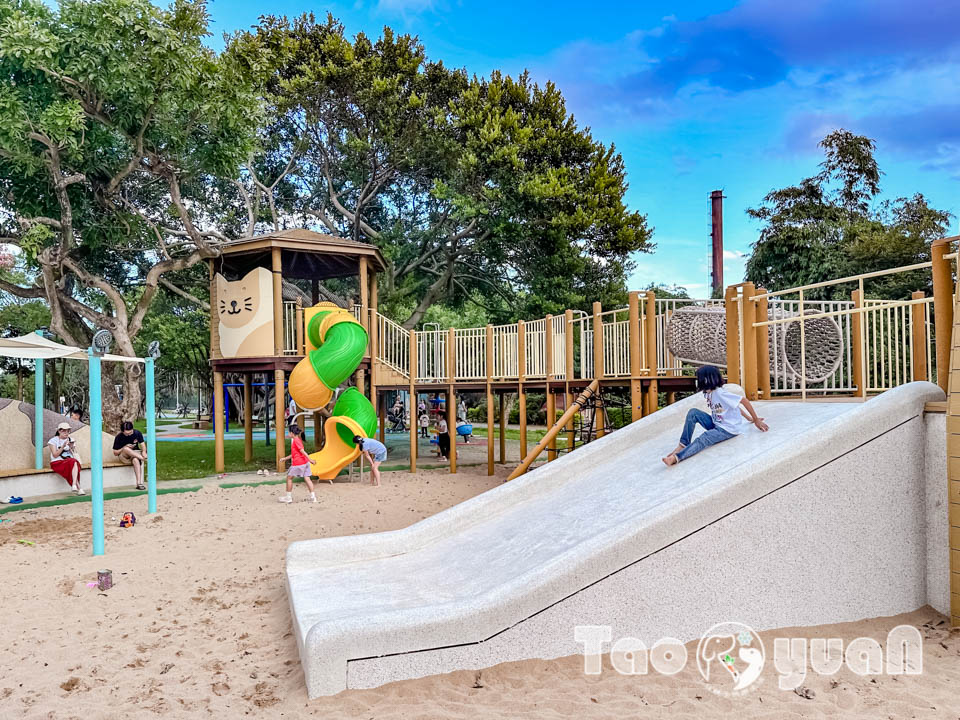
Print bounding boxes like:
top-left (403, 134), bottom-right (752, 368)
top-left (131, 418), bottom-right (188, 431)
top-left (471, 424), bottom-right (570, 448)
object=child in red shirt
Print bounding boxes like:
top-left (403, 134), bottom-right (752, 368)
top-left (278, 424), bottom-right (317, 503)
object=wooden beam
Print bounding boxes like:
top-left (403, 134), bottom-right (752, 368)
top-left (243, 373), bottom-right (253, 463)
top-left (499, 392), bottom-right (506, 464)
top-left (724, 286), bottom-right (740, 385)
top-left (912, 290), bottom-right (928, 383)
top-left (369, 267), bottom-right (378, 424)
top-left (274, 368), bottom-right (285, 472)
top-left (409, 330), bottom-right (418, 473)
top-left (545, 315), bottom-right (557, 461)
top-left (518, 320), bottom-right (527, 459)
top-left (644, 290), bottom-right (658, 415)
top-left (448, 327), bottom-right (457, 474)
top-left (565, 309), bottom-right (575, 450)
top-left (933, 238), bottom-right (954, 394)
top-left (214, 370), bottom-right (225, 473)
top-left (271, 248), bottom-right (283, 355)
top-left (592, 303), bottom-right (604, 438)
top-left (628, 291), bottom-right (642, 421)
top-left (756, 288), bottom-right (771, 399)
top-left (741, 282), bottom-right (758, 400)
top-left (851, 289), bottom-right (865, 398)
top-left (486, 324), bottom-right (495, 476)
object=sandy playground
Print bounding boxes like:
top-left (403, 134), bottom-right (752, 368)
top-left (2, 464), bottom-right (959, 719)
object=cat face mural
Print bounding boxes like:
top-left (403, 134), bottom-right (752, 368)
top-left (216, 267), bottom-right (274, 358)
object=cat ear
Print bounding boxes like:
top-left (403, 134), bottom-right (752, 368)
top-left (216, 273), bottom-right (227, 294)
top-left (242, 267), bottom-right (269, 286)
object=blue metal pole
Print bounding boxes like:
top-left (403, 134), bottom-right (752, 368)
top-left (34, 330), bottom-right (44, 469)
top-left (88, 349), bottom-right (104, 556)
top-left (145, 357), bottom-right (157, 514)
top-left (224, 385), bottom-right (229, 433)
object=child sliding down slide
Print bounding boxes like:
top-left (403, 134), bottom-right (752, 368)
top-left (662, 366), bottom-right (769, 467)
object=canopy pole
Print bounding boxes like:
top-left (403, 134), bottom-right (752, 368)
top-left (145, 357), bottom-right (157, 514)
top-left (34, 330), bottom-right (44, 470)
top-left (88, 348), bottom-right (105, 556)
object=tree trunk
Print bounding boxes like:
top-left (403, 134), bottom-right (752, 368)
top-left (100, 362), bottom-right (143, 433)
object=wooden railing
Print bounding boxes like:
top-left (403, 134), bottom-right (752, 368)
top-left (357, 238), bottom-right (957, 402)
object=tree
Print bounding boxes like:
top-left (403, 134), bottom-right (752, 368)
top-left (240, 15), bottom-right (653, 327)
top-left (0, 0), bottom-right (259, 426)
top-left (745, 130), bottom-right (950, 299)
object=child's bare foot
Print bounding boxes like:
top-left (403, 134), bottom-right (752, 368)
top-left (662, 454), bottom-right (678, 467)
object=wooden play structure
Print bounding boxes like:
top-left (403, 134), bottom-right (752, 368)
top-left (208, 231), bottom-right (960, 625)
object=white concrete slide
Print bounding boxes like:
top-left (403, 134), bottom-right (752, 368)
top-left (286, 382), bottom-right (948, 697)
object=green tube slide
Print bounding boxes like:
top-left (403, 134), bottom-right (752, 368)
top-left (305, 312), bottom-right (377, 447)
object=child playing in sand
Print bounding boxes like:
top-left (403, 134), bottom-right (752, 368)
top-left (278, 424), bottom-right (317, 503)
top-left (353, 436), bottom-right (387, 486)
top-left (662, 365), bottom-right (768, 466)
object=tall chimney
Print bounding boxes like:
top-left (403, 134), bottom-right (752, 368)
top-left (710, 190), bottom-right (724, 295)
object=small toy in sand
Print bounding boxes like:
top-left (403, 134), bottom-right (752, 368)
top-left (119, 512), bottom-right (136, 528)
top-left (97, 569), bottom-right (113, 590)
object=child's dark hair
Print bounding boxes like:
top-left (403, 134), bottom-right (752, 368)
top-left (289, 423), bottom-right (301, 436)
top-left (695, 365), bottom-right (724, 392)
top-left (352, 435), bottom-right (364, 448)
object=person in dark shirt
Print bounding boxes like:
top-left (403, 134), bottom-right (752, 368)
top-left (113, 421), bottom-right (147, 490)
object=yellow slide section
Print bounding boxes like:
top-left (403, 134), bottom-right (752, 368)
top-left (308, 416), bottom-right (366, 481)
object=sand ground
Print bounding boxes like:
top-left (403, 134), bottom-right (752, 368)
top-left (2, 465), bottom-right (958, 719)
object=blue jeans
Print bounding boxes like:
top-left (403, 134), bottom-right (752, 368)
top-left (676, 409), bottom-right (734, 461)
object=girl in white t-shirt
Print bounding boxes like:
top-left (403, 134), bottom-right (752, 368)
top-left (662, 366), bottom-right (768, 466)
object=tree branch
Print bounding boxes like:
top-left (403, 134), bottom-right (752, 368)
top-left (159, 277), bottom-right (210, 311)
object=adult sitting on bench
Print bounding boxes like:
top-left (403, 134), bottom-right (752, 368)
top-left (113, 421), bottom-right (148, 490)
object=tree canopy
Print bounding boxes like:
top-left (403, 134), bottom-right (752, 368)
top-left (233, 14), bottom-right (653, 326)
top-left (0, 0), bottom-right (259, 423)
top-left (745, 130), bottom-right (951, 299)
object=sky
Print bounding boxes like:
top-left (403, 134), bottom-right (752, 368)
top-left (203, 0), bottom-right (960, 298)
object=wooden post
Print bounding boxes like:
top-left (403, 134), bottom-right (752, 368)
top-left (724, 286), bottom-right (740, 385)
top-left (565, 309), bottom-right (575, 451)
top-left (296, 298), bottom-right (304, 356)
top-left (499, 392), bottom-right (506, 464)
top-left (243, 373), bottom-right (253, 463)
top-left (945, 284), bottom-right (960, 626)
top-left (313, 411), bottom-right (323, 451)
top-left (932, 238), bottom-right (953, 394)
top-left (271, 248), bottom-right (283, 355)
top-left (369, 267), bottom-right (378, 425)
top-left (214, 370), bottom-right (225, 473)
top-left (486, 324), bottom-right (495, 475)
top-left (377, 390), bottom-right (386, 442)
top-left (592, 302), bottom-right (604, 439)
top-left (447, 327), bottom-right (457, 473)
top-left (274, 368), bottom-right (285, 472)
top-left (518, 320), bottom-right (527, 460)
top-left (741, 283), bottom-right (758, 400)
top-left (545, 315), bottom-right (557, 461)
top-left (756, 288), bottom-right (771, 399)
top-left (644, 290), bottom-right (658, 415)
top-left (409, 330), bottom-right (418, 473)
top-left (208, 260), bottom-right (219, 360)
top-left (359, 256), bottom-right (369, 336)
top-left (911, 290), bottom-right (927, 382)
top-left (851, 289), bottom-right (866, 398)
top-left (628, 291), bottom-right (642, 422)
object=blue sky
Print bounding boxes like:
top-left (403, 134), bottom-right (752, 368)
top-left (206, 0), bottom-right (960, 297)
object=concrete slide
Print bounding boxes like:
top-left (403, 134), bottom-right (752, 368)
top-left (286, 382), bottom-right (949, 697)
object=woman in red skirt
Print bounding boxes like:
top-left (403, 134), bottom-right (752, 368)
top-left (48, 422), bottom-right (84, 494)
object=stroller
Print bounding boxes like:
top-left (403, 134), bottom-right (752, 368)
top-left (387, 409), bottom-right (406, 433)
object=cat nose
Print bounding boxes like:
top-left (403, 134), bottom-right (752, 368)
top-left (230, 300), bottom-right (237, 308)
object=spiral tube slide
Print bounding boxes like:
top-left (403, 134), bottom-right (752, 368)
top-left (287, 304), bottom-right (377, 480)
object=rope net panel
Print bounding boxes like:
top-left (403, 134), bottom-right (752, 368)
top-left (665, 306), bottom-right (843, 383)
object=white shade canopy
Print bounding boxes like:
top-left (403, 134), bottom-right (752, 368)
top-left (0, 333), bottom-right (143, 363)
